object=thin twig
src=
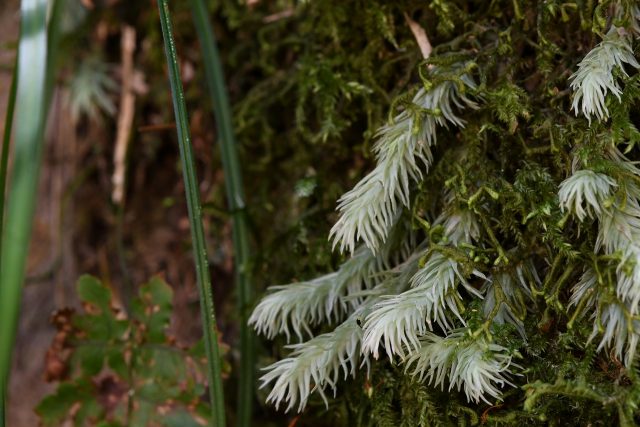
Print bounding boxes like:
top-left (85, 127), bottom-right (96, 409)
top-left (404, 13), bottom-right (433, 60)
top-left (263, 9), bottom-right (295, 23)
top-left (112, 26), bottom-right (136, 205)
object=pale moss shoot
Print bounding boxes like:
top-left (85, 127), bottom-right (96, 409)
top-left (405, 330), bottom-right (518, 404)
top-left (569, 29), bottom-right (639, 123)
top-left (361, 252), bottom-right (483, 360)
top-left (482, 260), bottom-right (540, 338)
top-left (570, 269), bottom-right (640, 366)
top-left (248, 246), bottom-right (382, 341)
top-left (259, 316), bottom-right (364, 413)
top-left (564, 154), bottom-right (640, 366)
top-left (329, 70), bottom-right (477, 254)
top-left (558, 170), bottom-right (617, 222)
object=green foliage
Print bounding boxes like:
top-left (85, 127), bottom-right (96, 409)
top-left (246, 0), bottom-right (640, 425)
top-left (14, 0), bottom-right (640, 425)
top-left (157, 1), bottom-right (228, 424)
top-left (188, 2), bottom-right (255, 424)
top-left (1, 1), bottom-right (54, 423)
top-left (36, 276), bottom-right (223, 427)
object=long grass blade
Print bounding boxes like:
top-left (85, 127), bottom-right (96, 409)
top-left (0, 0), bottom-right (50, 397)
top-left (0, 0), bottom-right (66, 421)
top-left (0, 49), bottom-right (18, 427)
top-left (156, 2), bottom-right (226, 426)
top-left (189, 2), bottom-right (254, 425)
top-left (0, 60), bottom-right (18, 262)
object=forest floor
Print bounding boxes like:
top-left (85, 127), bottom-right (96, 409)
top-left (1, 2), bottom-right (238, 425)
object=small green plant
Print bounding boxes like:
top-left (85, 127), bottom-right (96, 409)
top-left (36, 275), bottom-right (227, 427)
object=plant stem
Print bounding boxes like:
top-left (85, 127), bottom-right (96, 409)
top-left (189, 2), bottom-right (254, 425)
top-left (156, 2), bottom-right (226, 426)
top-left (0, 44), bottom-right (17, 427)
top-left (0, 61), bottom-right (18, 264)
top-left (0, 0), bottom-right (50, 405)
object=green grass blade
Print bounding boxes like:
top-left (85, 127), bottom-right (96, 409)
top-left (189, 2), bottom-right (254, 424)
top-left (0, 60), bottom-right (18, 261)
top-left (0, 2), bottom-right (66, 420)
top-left (0, 48), bottom-right (18, 427)
top-left (0, 0), bottom-right (50, 396)
top-left (156, 2), bottom-right (226, 426)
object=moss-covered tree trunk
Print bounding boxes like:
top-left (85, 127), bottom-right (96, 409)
top-left (251, 1), bottom-right (640, 425)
